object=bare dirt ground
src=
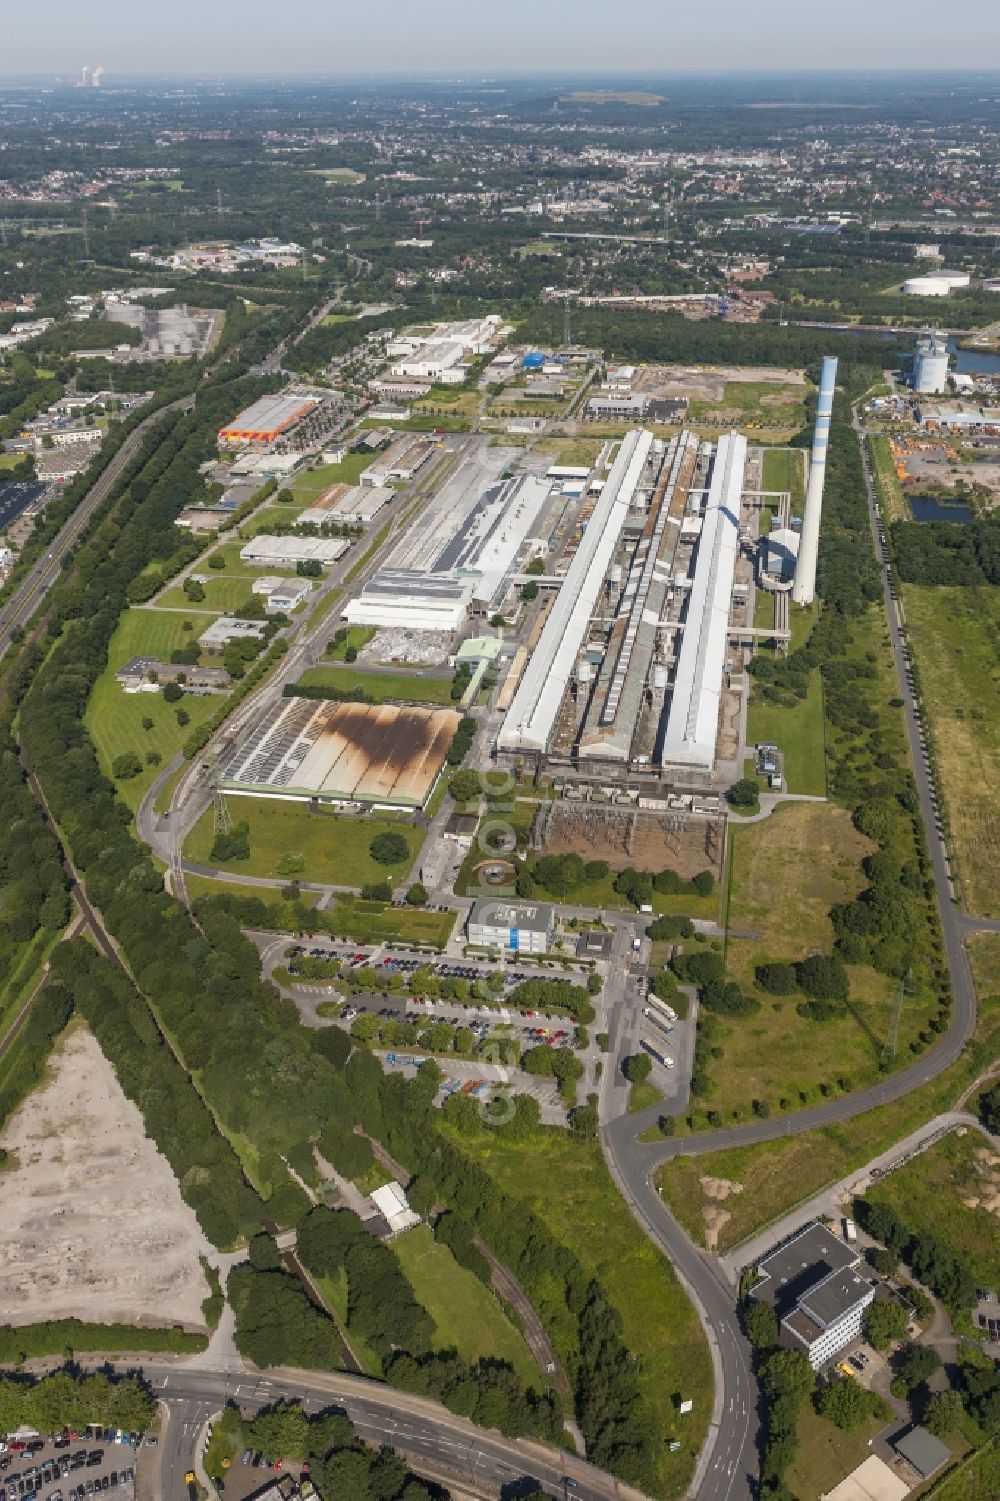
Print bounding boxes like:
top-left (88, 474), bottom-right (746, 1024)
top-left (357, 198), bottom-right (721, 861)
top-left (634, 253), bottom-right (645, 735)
top-left (0, 1022), bottom-right (211, 1329)
top-left (545, 804), bottom-right (724, 880)
top-left (633, 364), bottom-right (806, 401)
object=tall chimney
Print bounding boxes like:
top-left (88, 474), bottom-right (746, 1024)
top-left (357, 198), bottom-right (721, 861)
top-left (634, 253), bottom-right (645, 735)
top-left (791, 355), bottom-right (838, 607)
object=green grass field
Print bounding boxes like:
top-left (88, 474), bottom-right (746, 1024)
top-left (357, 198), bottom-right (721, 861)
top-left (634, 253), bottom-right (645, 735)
top-left (689, 382), bottom-right (809, 436)
top-left (326, 626), bottom-right (376, 661)
top-left (393, 1225), bottom-right (539, 1388)
top-left (185, 800), bottom-right (421, 887)
top-left (453, 1127), bottom-right (711, 1497)
top-left (761, 447), bottom-right (806, 510)
top-left (154, 576), bottom-right (258, 613)
top-left (865, 1130), bottom-right (1000, 1288)
top-left (184, 873), bottom-right (320, 910)
top-left (657, 989), bottom-right (1000, 1253)
top-left (84, 609), bottom-right (222, 811)
top-left (786, 1404), bottom-right (888, 1501)
top-left (926, 1438), bottom-right (1000, 1501)
top-left (746, 672), bottom-right (826, 796)
top-left (295, 664), bottom-right (455, 705)
top-left (289, 455), bottom-right (374, 499)
top-left (902, 585), bottom-right (1000, 918)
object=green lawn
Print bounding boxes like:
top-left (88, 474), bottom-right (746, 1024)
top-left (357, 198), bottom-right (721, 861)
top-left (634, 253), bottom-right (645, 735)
top-left (628, 1079), bottom-right (663, 1114)
top-left (657, 989), bottom-right (1000, 1253)
top-left (326, 626), bottom-right (377, 661)
top-left (865, 1129), bottom-right (1000, 1288)
top-left (322, 898), bottom-right (455, 947)
top-left (184, 873), bottom-right (320, 910)
top-left (154, 576), bottom-right (259, 613)
top-left (761, 447), bottom-right (806, 510)
top-left (902, 585), bottom-right (1000, 918)
top-left (787, 1404), bottom-right (887, 1501)
top-left (746, 670), bottom-right (826, 796)
top-left (0, 452), bottom-right (29, 470)
top-left (185, 800), bottom-right (422, 887)
top-left (294, 665), bottom-right (455, 706)
top-left (393, 1225), bottom-right (540, 1389)
top-left (456, 1127), bottom-right (711, 1498)
top-left (926, 1438), bottom-right (1000, 1501)
top-left (291, 454), bottom-right (374, 498)
top-left (84, 609), bottom-right (222, 811)
top-left (710, 802), bottom-right (938, 1120)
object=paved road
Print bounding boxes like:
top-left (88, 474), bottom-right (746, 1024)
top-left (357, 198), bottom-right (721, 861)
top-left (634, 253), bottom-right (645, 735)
top-left (597, 411), bottom-right (982, 1501)
top-left (131, 1362), bottom-right (648, 1501)
top-left (0, 396), bottom-right (193, 657)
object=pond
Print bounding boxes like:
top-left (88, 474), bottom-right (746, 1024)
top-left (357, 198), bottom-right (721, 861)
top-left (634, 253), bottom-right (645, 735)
top-left (909, 495), bottom-right (975, 524)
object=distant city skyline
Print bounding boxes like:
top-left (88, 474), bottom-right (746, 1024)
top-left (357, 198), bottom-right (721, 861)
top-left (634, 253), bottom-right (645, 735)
top-left (5, 1), bottom-right (1000, 76)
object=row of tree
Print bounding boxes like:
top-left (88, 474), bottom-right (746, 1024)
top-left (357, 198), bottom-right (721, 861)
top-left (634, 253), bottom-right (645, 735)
top-left (0, 1371), bottom-right (154, 1438)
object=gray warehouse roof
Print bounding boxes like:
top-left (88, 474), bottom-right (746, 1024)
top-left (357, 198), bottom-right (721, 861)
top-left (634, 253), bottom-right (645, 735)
top-left (893, 1426), bottom-right (952, 1479)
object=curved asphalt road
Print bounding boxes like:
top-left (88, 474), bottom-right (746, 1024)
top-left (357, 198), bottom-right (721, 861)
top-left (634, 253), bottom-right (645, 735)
top-left (121, 1361), bottom-right (646, 1501)
top-left (600, 411), bottom-right (980, 1500)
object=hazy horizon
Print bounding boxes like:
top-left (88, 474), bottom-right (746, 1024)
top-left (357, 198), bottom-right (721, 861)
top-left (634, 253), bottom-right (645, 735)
top-left (6, 1), bottom-right (1000, 78)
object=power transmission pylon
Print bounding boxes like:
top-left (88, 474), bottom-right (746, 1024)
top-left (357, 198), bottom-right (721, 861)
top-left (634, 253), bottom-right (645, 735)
top-left (209, 757), bottom-right (233, 838)
top-left (881, 969), bottom-right (909, 1067)
top-left (563, 298), bottom-right (572, 349)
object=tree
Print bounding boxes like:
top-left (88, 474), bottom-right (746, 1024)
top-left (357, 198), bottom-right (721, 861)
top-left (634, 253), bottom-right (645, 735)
top-left (568, 1103), bottom-right (598, 1138)
top-left (520, 581), bottom-right (539, 602)
top-left (761, 1348), bottom-right (815, 1404)
top-left (755, 962), bottom-right (799, 995)
top-left (586, 973), bottom-right (602, 995)
top-left (163, 681), bottom-right (184, 703)
top-left (816, 1377), bottom-right (885, 1431)
top-left (744, 1301), bottom-right (779, 1351)
top-left (869, 1247), bottom-right (898, 1277)
top-left (980, 1079), bottom-right (1000, 1135)
top-left (360, 880), bottom-right (392, 901)
top-left (449, 769), bottom-right (481, 804)
top-left (406, 883), bottom-right (427, 906)
top-left (863, 1300), bottom-right (909, 1351)
top-left (922, 1389), bottom-right (964, 1438)
top-left (248, 1231), bottom-right (282, 1272)
top-left (727, 778), bottom-right (760, 808)
top-left (175, 707), bottom-right (190, 728)
top-left (370, 832), bottom-right (409, 866)
top-left (623, 1052), bottom-right (652, 1084)
top-left (894, 1343), bottom-right (940, 1392)
top-left (111, 752), bottom-right (142, 780)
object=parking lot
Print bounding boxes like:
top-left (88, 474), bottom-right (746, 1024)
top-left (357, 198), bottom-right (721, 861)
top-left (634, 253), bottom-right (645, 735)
top-left (1, 1431), bottom-right (139, 1501)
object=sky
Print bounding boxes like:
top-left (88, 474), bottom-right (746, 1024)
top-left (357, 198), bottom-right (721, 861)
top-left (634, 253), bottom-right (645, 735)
top-left (5, 0), bottom-right (1000, 76)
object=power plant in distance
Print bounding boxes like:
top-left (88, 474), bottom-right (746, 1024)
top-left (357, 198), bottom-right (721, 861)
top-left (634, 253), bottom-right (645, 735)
top-left (791, 355), bottom-right (838, 607)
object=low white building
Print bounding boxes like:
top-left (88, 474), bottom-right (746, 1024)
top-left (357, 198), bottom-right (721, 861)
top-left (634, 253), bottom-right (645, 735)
top-left (239, 534), bottom-right (350, 568)
top-left (467, 898), bottom-right (554, 954)
top-left (345, 569), bottom-right (472, 632)
top-left (370, 1181), bottom-right (421, 1237)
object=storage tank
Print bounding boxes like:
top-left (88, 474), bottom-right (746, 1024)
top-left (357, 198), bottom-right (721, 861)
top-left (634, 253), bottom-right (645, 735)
top-left (913, 332), bottom-right (950, 395)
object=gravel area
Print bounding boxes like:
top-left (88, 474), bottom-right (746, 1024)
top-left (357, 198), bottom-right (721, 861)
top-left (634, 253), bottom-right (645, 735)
top-left (0, 1021), bottom-right (212, 1329)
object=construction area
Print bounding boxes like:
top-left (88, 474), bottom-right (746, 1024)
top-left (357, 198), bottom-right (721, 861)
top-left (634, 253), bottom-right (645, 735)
top-left (0, 1024), bottom-right (212, 1331)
